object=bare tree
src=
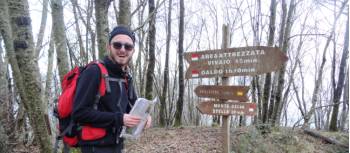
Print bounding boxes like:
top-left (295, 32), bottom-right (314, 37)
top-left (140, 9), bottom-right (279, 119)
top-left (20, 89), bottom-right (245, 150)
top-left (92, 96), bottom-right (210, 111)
top-left (0, 36), bottom-right (9, 153)
top-left (329, 12), bottom-right (349, 131)
top-left (134, 0), bottom-right (148, 96)
top-left (261, 0), bottom-right (276, 123)
top-left (174, 0), bottom-right (185, 126)
top-left (95, 0), bottom-right (112, 59)
top-left (288, 12), bottom-right (311, 126)
top-left (70, 0), bottom-right (95, 61)
top-left (145, 0), bottom-right (156, 99)
top-left (118, 0), bottom-right (131, 26)
top-left (88, 0), bottom-right (97, 61)
top-left (1, 0), bottom-right (53, 152)
top-left (339, 70), bottom-right (349, 131)
top-left (0, 123), bottom-right (8, 153)
top-left (302, 0), bottom-right (348, 128)
top-left (252, 76), bottom-right (262, 122)
top-left (70, 0), bottom-right (87, 64)
top-left (43, 29), bottom-right (55, 130)
top-left (34, 0), bottom-right (48, 59)
top-left (159, 0), bottom-right (172, 127)
top-left (51, 0), bottom-right (69, 80)
top-left (0, 0), bottom-right (27, 145)
top-left (272, 0), bottom-right (296, 125)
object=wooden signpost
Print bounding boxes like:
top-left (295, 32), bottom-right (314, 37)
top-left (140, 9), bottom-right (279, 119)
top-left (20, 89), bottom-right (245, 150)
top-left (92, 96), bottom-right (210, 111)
top-left (185, 46), bottom-right (288, 78)
top-left (194, 85), bottom-right (249, 102)
top-left (196, 101), bottom-right (257, 116)
top-left (186, 44), bottom-right (288, 153)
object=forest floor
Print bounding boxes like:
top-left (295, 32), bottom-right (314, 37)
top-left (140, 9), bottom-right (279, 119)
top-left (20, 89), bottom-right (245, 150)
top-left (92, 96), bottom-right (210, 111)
top-left (12, 126), bottom-right (349, 153)
top-left (124, 126), bottom-right (349, 153)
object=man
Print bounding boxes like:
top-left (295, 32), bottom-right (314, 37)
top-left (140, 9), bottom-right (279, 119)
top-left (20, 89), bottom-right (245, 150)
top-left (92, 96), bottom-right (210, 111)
top-left (72, 26), bottom-right (151, 153)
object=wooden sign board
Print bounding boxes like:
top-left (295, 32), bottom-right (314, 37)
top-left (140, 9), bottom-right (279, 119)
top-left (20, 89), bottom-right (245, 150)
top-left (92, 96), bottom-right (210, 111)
top-left (195, 85), bottom-right (249, 102)
top-left (185, 46), bottom-right (288, 78)
top-left (196, 101), bottom-right (257, 116)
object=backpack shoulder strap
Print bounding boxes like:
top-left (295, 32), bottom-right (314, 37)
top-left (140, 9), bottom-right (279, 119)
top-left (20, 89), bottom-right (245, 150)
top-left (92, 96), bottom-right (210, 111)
top-left (85, 61), bottom-right (110, 110)
top-left (108, 78), bottom-right (126, 82)
top-left (93, 61), bottom-right (109, 96)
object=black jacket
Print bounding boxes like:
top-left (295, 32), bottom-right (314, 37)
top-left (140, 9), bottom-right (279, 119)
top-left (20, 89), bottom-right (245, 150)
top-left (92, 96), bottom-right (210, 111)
top-left (72, 57), bottom-right (137, 146)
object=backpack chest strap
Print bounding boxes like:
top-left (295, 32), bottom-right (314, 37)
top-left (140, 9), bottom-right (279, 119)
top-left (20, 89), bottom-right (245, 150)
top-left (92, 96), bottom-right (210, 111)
top-left (94, 77), bottom-right (127, 110)
top-left (105, 77), bottom-right (126, 94)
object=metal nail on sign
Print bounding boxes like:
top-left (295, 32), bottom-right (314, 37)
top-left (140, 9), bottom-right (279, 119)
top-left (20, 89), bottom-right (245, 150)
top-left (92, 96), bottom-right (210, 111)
top-left (185, 46), bottom-right (288, 78)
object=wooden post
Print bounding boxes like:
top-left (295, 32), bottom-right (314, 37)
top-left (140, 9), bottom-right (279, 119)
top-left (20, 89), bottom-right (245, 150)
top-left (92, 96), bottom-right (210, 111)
top-left (221, 25), bottom-right (230, 153)
top-left (187, 25), bottom-right (288, 153)
top-left (222, 115), bottom-right (230, 153)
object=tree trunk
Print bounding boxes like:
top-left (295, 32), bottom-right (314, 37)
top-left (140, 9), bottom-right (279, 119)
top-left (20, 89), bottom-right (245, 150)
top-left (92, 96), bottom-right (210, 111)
top-left (253, 76), bottom-right (263, 121)
top-left (0, 122), bottom-right (8, 153)
top-left (251, 76), bottom-right (260, 123)
top-left (262, 73), bottom-right (271, 123)
top-left (325, 106), bottom-right (332, 130)
top-left (282, 8), bottom-right (309, 126)
top-left (0, 2), bottom-right (27, 145)
top-left (303, 38), bottom-right (328, 128)
top-left (87, 0), bottom-right (95, 61)
top-left (95, 0), bottom-right (111, 59)
top-left (340, 70), bottom-right (349, 131)
top-left (280, 14), bottom-right (308, 126)
top-left (297, 59), bottom-right (308, 117)
top-left (4, 0), bottom-right (53, 152)
top-left (6, 66), bottom-right (16, 141)
top-left (0, 36), bottom-right (8, 122)
top-left (272, 0), bottom-right (296, 125)
top-left (118, 0), bottom-right (135, 70)
top-left (159, 0), bottom-right (172, 127)
top-left (261, 0), bottom-right (276, 123)
top-left (293, 81), bottom-right (306, 117)
top-left (44, 30), bottom-right (55, 103)
top-left (273, 0), bottom-right (287, 122)
top-left (71, 0), bottom-right (87, 65)
top-left (0, 36), bottom-right (9, 153)
top-left (304, 129), bottom-right (348, 148)
top-left (145, 0), bottom-right (156, 100)
top-left (51, 0), bottom-right (69, 80)
top-left (34, 0), bottom-right (48, 58)
top-left (43, 30), bottom-right (55, 137)
top-left (267, 80), bottom-right (276, 122)
top-left (329, 13), bottom-right (349, 131)
top-left (0, 121), bottom-right (10, 153)
top-left (135, 1), bottom-right (147, 96)
top-left (118, 0), bottom-right (131, 26)
top-left (174, 0), bottom-right (184, 127)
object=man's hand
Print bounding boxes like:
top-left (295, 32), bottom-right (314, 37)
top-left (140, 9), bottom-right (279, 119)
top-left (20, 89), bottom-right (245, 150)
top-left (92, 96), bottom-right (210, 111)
top-left (123, 114), bottom-right (141, 127)
top-left (145, 115), bottom-right (152, 129)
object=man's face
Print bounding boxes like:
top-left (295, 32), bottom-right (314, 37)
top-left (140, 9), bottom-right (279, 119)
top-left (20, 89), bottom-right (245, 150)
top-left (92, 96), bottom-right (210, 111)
top-left (108, 34), bottom-right (135, 67)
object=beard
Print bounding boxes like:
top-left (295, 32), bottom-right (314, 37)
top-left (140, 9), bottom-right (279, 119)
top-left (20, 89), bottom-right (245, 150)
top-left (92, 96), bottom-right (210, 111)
top-left (108, 53), bottom-right (131, 67)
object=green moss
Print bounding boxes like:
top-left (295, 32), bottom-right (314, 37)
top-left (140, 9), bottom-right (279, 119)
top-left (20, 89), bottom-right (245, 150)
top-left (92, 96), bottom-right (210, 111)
top-left (232, 126), bottom-right (273, 153)
top-left (230, 126), bottom-right (349, 153)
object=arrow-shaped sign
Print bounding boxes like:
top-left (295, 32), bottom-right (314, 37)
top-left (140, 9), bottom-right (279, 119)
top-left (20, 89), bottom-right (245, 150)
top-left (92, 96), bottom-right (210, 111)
top-left (185, 46), bottom-right (288, 78)
top-left (195, 85), bottom-right (249, 102)
top-left (196, 101), bottom-right (257, 116)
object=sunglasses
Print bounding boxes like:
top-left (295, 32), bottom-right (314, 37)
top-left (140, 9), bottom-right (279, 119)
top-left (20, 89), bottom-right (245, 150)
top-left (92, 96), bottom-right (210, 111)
top-left (112, 42), bottom-right (134, 51)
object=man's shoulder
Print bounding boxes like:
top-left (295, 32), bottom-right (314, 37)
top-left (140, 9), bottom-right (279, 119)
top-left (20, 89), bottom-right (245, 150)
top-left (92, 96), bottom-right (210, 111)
top-left (80, 64), bottom-right (102, 78)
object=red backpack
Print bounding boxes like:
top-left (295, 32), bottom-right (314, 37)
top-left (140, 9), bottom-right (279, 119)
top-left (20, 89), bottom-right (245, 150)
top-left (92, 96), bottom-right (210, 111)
top-left (54, 61), bottom-right (110, 147)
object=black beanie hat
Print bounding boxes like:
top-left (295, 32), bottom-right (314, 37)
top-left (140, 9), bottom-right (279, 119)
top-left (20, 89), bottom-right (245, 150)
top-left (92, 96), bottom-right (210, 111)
top-left (109, 26), bottom-right (136, 43)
